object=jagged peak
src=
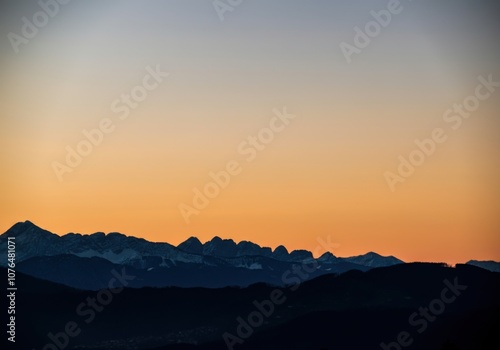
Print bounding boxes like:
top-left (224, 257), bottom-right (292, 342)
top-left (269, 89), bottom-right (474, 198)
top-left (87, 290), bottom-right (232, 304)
top-left (364, 251), bottom-right (382, 257)
top-left (180, 236), bottom-right (202, 245)
top-left (10, 220), bottom-right (39, 231)
top-left (177, 236), bottom-right (204, 254)
top-left (2, 220), bottom-right (54, 238)
top-left (319, 252), bottom-right (336, 259)
top-left (289, 249), bottom-right (314, 261)
top-left (107, 232), bottom-right (127, 238)
top-left (90, 232), bottom-right (106, 238)
top-left (290, 249), bottom-right (312, 255)
top-left (237, 240), bottom-right (260, 247)
top-left (205, 236), bottom-right (237, 246)
top-left (361, 251), bottom-right (401, 261)
top-left (273, 245), bottom-right (289, 254)
top-left (65, 232), bottom-right (83, 237)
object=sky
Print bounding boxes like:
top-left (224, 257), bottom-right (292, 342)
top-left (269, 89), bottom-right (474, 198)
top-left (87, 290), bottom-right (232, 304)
top-left (1, 0), bottom-right (499, 264)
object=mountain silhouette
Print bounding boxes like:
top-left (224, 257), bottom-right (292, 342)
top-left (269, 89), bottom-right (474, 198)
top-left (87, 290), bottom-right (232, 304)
top-left (2, 221), bottom-right (499, 349)
top-left (1, 221), bottom-right (406, 289)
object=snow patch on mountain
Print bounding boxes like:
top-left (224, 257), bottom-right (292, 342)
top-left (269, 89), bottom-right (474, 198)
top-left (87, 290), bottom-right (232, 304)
top-left (74, 248), bottom-right (140, 264)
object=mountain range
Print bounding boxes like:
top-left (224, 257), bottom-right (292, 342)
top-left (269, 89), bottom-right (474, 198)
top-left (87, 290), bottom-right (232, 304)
top-left (2, 221), bottom-right (500, 349)
top-left (0, 220), bottom-right (402, 289)
top-left (1, 221), bottom-right (498, 290)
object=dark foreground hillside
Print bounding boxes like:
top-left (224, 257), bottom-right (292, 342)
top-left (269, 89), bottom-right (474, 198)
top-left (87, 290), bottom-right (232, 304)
top-left (2, 263), bottom-right (499, 350)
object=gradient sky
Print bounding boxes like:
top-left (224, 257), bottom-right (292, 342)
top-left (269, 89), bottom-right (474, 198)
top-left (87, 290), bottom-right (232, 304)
top-left (1, 0), bottom-right (499, 264)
